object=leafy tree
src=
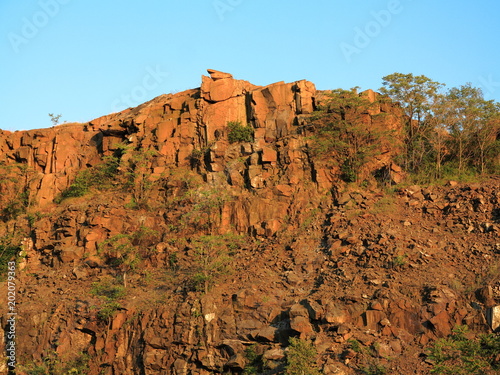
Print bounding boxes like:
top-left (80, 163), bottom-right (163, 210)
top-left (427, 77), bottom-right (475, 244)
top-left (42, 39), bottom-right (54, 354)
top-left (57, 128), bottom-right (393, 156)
top-left (473, 101), bottom-right (500, 174)
top-left (446, 84), bottom-right (483, 172)
top-left (97, 227), bottom-right (159, 287)
top-left (424, 93), bottom-right (460, 179)
top-left (446, 84), bottom-right (500, 174)
top-left (189, 234), bottom-right (244, 293)
top-left (380, 73), bottom-right (444, 173)
top-left (180, 186), bottom-right (230, 233)
top-left (308, 88), bottom-right (394, 182)
top-left (98, 234), bottom-right (139, 287)
top-left (122, 148), bottom-right (158, 208)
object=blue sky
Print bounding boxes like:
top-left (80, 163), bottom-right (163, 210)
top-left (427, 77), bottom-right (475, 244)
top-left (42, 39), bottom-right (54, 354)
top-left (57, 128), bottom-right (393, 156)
top-left (1, 0), bottom-right (499, 131)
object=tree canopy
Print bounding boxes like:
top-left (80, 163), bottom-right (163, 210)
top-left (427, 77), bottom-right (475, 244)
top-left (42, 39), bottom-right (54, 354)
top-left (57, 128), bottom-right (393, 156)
top-left (380, 73), bottom-right (500, 180)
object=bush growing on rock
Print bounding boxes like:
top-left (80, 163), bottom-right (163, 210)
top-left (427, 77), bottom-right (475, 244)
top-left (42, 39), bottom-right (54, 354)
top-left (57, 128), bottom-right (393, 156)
top-left (189, 234), bottom-right (245, 293)
top-left (91, 278), bottom-right (126, 322)
top-left (345, 339), bottom-right (387, 375)
top-left (227, 121), bottom-right (254, 143)
top-left (90, 278), bottom-right (126, 301)
top-left (122, 148), bottom-right (158, 208)
top-left (285, 337), bottom-right (321, 375)
top-left (20, 350), bottom-right (89, 375)
top-left (243, 344), bottom-right (263, 374)
top-left (0, 241), bottom-right (19, 281)
top-left (180, 186), bottom-right (231, 234)
top-left (96, 227), bottom-right (160, 287)
top-left (55, 155), bottom-right (120, 202)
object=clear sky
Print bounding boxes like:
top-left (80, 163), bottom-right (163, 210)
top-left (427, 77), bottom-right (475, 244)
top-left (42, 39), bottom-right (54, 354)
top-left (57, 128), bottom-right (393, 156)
top-left (1, 0), bottom-right (499, 131)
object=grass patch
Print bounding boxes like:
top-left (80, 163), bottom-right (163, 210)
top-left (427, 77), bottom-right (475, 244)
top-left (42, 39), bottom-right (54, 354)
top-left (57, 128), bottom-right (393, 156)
top-left (369, 195), bottom-right (396, 215)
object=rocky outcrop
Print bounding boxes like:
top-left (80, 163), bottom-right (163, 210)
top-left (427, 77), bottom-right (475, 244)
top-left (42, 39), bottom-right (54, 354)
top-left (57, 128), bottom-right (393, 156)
top-left (0, 70), bottom-right (403, 237)
top-left (0, 70), bottom-right (403, 206)
top-left (3, 71), bottom-right (498, 375)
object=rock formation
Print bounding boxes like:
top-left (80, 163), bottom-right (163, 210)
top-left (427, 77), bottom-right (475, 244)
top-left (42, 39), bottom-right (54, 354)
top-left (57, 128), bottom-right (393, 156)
top-left (0, 70), bottom-right (498, 374)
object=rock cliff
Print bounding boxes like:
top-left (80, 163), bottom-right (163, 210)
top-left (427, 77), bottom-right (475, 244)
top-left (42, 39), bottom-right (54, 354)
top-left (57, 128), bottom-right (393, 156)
top-left (0, 71), bottom-right (498, 375)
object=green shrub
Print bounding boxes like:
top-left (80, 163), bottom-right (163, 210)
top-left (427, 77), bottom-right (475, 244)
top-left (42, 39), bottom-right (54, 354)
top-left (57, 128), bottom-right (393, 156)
top-left (179, 187), bottom-right (231, 233)
top-left (55, 156), bottom-right (120, 202)
top-left (189, 234), bottom-right (237, 294)
top-left (57, 170), bottom-right (92, 200)
top-left (121, 149), bottom-right (158, 208)
top-left (360, 362), bottom-right (387, 375)
top-left (26, 365), bottom-right (47, 375)
top-left (189, 147), bottom-right (210, 168)
top-left (91, 279), bottom-right (126, 301)
top-left (91, 279), bottom-right (125, 322)
top-left (22, 351), bottom-right (89, 375)
top-left (348, 338), bottom-right (363, 353)
top-left (168, 252), bottom-right (179, 271)
top-left (243, 344), bottom-right (263, 374)
top-left (369, 195), bottom-right (396, 215)
top-left (0, 242), bottom-right (20, 281)
top-left (97, 301), bottom-right (121, 321)
top-left (285, 337), bottom-right (321, 375)
top-left (340, 159), bottom-right (359, 183)
top-left (391, 254), bottom-right (407, 268)
top-left (131, 226), bottom-right (160, 249)
top-left (427, 325), bottom-right (500, 374)
top-left (1, 199), bottom-right (26, 221)
top-left (227, 121), bottom-right (254, 143)
top-left (346, 339), bottom-right (387, 374)
top-left (98, 228), bottom-right (159, 273)
top-left (27, 211), bottom-right (42, 228)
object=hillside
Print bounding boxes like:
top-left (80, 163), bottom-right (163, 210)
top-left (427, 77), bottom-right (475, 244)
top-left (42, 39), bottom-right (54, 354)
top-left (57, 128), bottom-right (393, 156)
top-left (0, 70), bottom-right (499, 375)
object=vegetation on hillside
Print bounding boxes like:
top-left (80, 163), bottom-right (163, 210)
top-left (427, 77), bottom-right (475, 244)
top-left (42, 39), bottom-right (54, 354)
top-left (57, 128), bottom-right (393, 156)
top-left (427, 325), bottom-right (500, 374)
top-left (284, 337), bottom-right (321, 375)
top-left (227, 121), bottom-right (254, 143)
top-left (307, 73), bottom-right (500, 185)
top-left (55, 155), bottom-right (120, 202)
top-left (380, 73), bottom-right (500, 181)
top-left (0, 240), bottom-right (20, 281)
top-left (307, 88), bottom-right (396, 182)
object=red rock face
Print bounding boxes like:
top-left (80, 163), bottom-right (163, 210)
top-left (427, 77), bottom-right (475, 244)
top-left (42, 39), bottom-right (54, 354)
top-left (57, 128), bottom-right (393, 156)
top-left (0, 70), bottom-right (402, 209)
top-left (1, 70), bottom-right (438, 375)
